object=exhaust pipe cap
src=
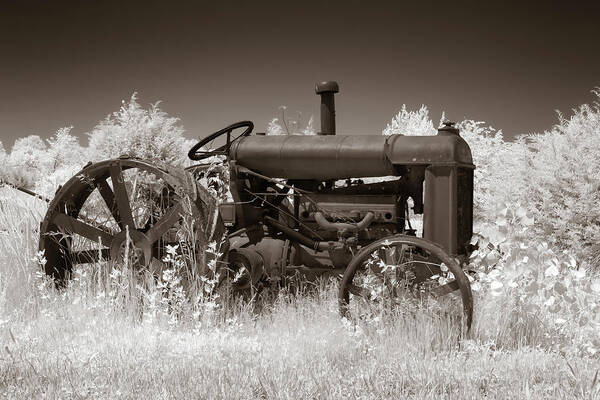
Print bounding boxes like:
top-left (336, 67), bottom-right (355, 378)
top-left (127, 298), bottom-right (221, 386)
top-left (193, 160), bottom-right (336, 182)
top-left (316, 81), bottom-right (339, 94)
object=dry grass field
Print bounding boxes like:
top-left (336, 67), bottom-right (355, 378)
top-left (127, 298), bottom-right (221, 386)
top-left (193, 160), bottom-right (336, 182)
top-left (1, 184), bottom-right (599, 400)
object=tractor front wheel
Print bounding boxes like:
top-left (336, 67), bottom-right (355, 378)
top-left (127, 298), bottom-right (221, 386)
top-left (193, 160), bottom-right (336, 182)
top-left (338, 235), bottom-right (473, 331)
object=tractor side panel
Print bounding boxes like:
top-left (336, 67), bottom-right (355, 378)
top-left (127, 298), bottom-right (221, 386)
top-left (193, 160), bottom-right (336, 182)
top-left (423, 166), bottom-right (457, 255)
top-left (423, 165), bottom-right (473, 256)
top-left (456, 167), bottom-right (474, 255)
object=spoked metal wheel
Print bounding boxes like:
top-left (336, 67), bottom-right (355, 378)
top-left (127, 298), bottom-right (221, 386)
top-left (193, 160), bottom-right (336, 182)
top-left (338, 235), bottom-right (473, 330)
top-left (39, 158), bottom-right (227, 284)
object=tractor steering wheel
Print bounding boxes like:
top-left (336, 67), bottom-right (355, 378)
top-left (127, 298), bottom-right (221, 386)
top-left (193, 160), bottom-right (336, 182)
top-left (188, 121), bottom-right (254, 161)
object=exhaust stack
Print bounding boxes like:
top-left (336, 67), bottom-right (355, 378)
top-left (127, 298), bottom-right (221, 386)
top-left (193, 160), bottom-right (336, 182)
top-left (315, 81), bottom-right (339, 135)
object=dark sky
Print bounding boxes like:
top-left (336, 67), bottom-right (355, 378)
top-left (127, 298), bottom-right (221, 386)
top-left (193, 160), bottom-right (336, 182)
top-left (1, 0), bottom-right (599, 148)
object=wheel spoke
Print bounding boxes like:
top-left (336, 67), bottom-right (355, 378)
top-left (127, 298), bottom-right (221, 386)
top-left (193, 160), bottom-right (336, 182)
top-left (383, 246), bottom-right (399, 265)
top-left (431, 280), bottom-right (459, 297)
top-left (347, 283), bottom-right (371, 299)
top-left (375, 246), bottom-right (403, 268)
top-left (53, 213), bottom-right (115, 245)
top-left (71, 248), bottom-right (111, 264)
top-left (146, 202), bottom-right (184, 244)
top-left (39, 158), bottom-right (227, 291)
top-left (109, 164), bottom-right (136, 230)
top-left (376, 248), bottom-right (386, 262)
top-left (96, 179), bottom-right (123, 229)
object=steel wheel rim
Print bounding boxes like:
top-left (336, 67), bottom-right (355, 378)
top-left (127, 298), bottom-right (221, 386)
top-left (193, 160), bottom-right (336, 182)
top-left (338, 234), bottom-right (473, 331)
top-left (39, 158), bottom-right (223, 282)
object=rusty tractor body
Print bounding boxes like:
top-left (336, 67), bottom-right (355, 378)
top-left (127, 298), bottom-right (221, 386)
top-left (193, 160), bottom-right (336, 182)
top-left (38, 81), bottom-right (475, 328)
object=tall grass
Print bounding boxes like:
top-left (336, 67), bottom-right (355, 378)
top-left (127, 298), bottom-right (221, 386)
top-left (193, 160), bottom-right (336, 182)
top-left (1, 186), bottom-right (599, 399)
top-left (4, 290), bottom-right (599, 399)
top-left (0, 187), bottom-right (47, 318)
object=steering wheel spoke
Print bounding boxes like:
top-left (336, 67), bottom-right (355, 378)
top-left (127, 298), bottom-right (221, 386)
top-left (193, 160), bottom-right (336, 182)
top-left (188, 121), bottom-right (254, 161)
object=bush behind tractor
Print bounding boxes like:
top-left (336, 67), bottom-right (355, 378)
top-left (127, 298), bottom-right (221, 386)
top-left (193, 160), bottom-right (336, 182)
top-left (37, 81), bottom-right (475, 328)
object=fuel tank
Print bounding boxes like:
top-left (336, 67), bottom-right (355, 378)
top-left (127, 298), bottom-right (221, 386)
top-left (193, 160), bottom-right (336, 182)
top-left (229, 134), bottom-right (473, 180)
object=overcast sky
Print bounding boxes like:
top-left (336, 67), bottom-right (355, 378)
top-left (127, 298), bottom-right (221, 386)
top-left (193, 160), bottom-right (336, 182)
top-left (1, 0), bottom-right (599, 148)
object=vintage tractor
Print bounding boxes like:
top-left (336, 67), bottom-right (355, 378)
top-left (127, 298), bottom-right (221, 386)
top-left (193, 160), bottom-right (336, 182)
top-left (38, 81), bottom-right (474, 328)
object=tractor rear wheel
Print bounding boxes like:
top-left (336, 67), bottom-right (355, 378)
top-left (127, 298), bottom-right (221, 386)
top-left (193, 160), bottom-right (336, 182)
top-left (338, 235), bottom-right (473, 331)
top-left (39, 158), bottom-right (227, 285)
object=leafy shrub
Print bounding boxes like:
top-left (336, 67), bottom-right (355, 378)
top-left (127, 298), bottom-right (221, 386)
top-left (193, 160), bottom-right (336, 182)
top-left (470, 203), bottom-right (600, 356)
top-left (87, 93), bottom-right (191, 165)
top-left (0, 141), bottom-right (8, 183)
top-left (5, 135), bottom-right (50, 189)
top-left (382, 104), bottom-right (438, 136)
top-left (35, 127), bottom-right (87, 197)
top-left (40, 127), bottom-right (85, 171)
top-left (517, 90), bottom-right (600, 265)
top-left (458, 120), bottom-right (529, 220)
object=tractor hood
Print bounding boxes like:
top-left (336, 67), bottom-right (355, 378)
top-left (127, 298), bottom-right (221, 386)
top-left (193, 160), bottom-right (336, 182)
top-left (229, 134), bottom-right (473, 180)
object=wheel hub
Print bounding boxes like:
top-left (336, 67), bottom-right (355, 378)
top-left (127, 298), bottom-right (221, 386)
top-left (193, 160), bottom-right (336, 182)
top-left (109, 229), bottom-right (152, 267)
